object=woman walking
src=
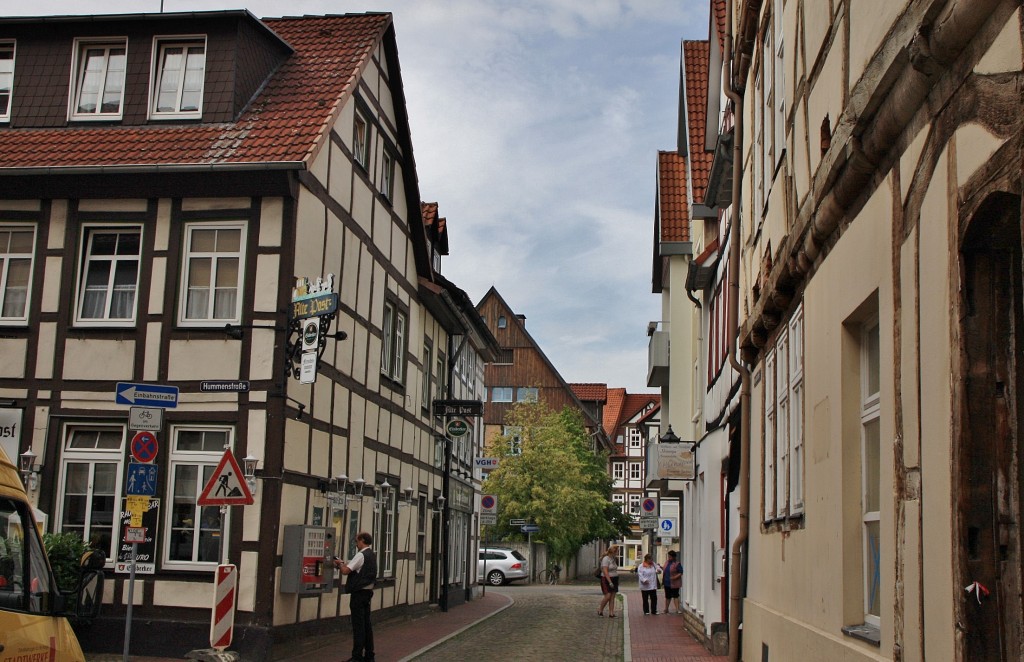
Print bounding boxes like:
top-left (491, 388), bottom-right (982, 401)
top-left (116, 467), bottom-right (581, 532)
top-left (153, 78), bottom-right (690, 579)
top-left (663, 549), bottom-right (683, 614)
top-left (636, 554), bottom-right (661, 615)
top-left (598, 545), bottom-right (620, 617)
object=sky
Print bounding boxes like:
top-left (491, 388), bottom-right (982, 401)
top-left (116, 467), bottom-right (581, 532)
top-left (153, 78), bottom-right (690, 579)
top-left (9, 1), bottom-right (710, 394)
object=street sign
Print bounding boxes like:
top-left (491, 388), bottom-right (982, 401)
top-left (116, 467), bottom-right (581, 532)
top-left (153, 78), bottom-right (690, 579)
top-left (432, 399), bottom-right (484, 418)
top-left (130, 431), bottom-right (159, 463)
top-left (126, 463), bottom-right (158, 497)
top-left (129, 406), bottom-right (163, 431)
top-left (480, 494), bottom-right (497, 514)
top-left (474, 457), bottom-right (500, 470)
top-left (639, 516), bottom-right (658, 530)
top-left (124, 527), bottom-right (147, 544)
top-left (198, 449), bottom-right (254, 506)
top-left (658, 518), bottom-right (678, 537)
top-left (641, 497), bottom-right (659, 515)
top-left (480, 514), bottom-right (497, 526)
top-left (200, 381), bottom-right (250, 394)
top-left (116, 500), bottom-right (159, 573)
top-left (521, 524), bottom-right (540, 533)
top-left (446, 418), bottom-right (469, 437)
top-left (509, 518), bottom-right (527, 526)
top-left (116, 382), bottom-right (179, 408)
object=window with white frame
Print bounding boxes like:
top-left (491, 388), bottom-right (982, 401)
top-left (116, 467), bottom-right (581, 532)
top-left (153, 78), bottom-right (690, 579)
top-left (628, 427), bottom-right (642, 448)
top-left (58, 425), bottom-right (126, 562)
top-left (612, 493), bottom-right (625, 513)
top-left (861, 317), bottom-right (881, 625)
top-left (516, 387), bottom-right (538, 402)
top-left (503, 426), bottom-right (522, 455)
top-left (381, 151), bottom-right (395, 201)
top-left (70, 40), bottom-right (127, 119)
top-left (629, 462), bottom-right (642, 481)
top-left (416, 494), bottom-right (427, 574)
top-left (373, 483), bottom-right (397, 577)
top-left (0, 224), bottom-right (34, 322)
top-left (381, 299), bottom-right (407, 384)
top-left (421, 340), bottom-right (432, 412)
top-left (789, 308), bottom-right (805, 512)
top-left (628, 493), bottom-right (641, 515)
top-left (612, 461), bottom-right (624, 481)
top-left (0, 43), bottom-right (14, 121)
top-left (76, 226), bottom-right (141, 324)
top-left (151, 38), bottom-right (206, 118)
top-left (774, 4), bottom-right (786, 168)
top-left (762, 302), bottom-right (804, 522)
top-left (165, 427), bottom-right (230, 568)
top-left (353, 112), bottom-right (370, 169)
top-left (179, 223), bottom-right (244, 324)
top-left (491, 387), bottom-right (512, 402)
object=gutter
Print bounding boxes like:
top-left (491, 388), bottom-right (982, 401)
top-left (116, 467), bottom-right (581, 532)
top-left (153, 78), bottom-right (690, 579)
top-left (724, 2), bottom-right (752, 660)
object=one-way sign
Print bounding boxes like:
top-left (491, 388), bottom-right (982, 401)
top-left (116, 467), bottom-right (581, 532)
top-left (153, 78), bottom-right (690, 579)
top-left (116, 382), bottom-right (179, 408)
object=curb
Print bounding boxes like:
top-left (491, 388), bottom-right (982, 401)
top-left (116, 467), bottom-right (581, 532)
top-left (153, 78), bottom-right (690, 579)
top-left (395, 593), bottom-right (515, 662)
top-left (622, 593), bottom-right (631, 662)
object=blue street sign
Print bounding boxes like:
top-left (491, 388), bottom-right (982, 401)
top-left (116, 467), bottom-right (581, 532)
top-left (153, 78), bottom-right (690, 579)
top-left (116, 382), bottom-right (179, 408)
top-left (126, 463), bottom-right (158, 496)
top-left (521, 524), bottom-right (541, 533)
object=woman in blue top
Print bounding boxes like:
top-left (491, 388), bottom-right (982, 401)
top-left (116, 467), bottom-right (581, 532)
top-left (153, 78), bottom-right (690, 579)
top-left (662, 549), bottom-right (683, 614)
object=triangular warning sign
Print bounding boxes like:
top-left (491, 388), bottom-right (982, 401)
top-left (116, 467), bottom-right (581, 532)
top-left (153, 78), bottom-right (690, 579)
top-left (198, 449), bottom-right (254, 506)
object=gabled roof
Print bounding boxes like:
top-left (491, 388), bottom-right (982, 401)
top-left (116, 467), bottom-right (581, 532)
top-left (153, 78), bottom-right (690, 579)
top-left (683, 40), bottom-right (713, 204)
top-left (0, 12), bottom-right (390, 171)
top-left (712, 0), bottom-right (727, 53)
top-left (603, 388), bottom-right (661, 440)
top-left (657, 151), bottom-right (689, 242)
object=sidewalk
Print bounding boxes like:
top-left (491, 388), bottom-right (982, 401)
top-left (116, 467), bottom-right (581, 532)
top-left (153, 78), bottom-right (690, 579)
top-left (623, 589), bottom-right (727, 661)
top-left (88, 584), bottom-right (726, 661)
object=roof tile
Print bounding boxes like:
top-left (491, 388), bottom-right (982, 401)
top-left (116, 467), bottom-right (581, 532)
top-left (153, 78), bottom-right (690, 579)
top-left (658, 151), bottom-right (689, 242)
top-left (683, 40), bottom-right (713, 203)
top-left (0, 13), bottom-right (391, 170)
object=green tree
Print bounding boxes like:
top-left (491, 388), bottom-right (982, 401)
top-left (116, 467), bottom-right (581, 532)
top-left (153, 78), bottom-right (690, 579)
top-left (483, 401), bottom-right (631, 565)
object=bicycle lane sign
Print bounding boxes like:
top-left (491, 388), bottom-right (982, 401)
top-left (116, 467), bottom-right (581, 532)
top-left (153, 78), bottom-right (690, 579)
top-left (130, 406), bottom-right (163, 432)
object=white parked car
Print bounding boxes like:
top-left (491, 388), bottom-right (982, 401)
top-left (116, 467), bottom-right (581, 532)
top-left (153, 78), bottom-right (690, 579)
top-left (478, 547), bottom-right (528, 586)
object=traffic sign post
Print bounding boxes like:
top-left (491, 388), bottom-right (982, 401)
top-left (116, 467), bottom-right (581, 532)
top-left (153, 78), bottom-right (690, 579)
top-left (639, 516), bottom-right (659, 529)
top-left (521, 524), bottom-right (540, 533)
top-left (130, 431), bottom-right (159, 463)
top-left (198, 449), bottom-right (254, 506)
top-left (658, 518), bottom-right (678, 538)
top-left (129, 406), bottom-right (163, 431)
top-left (480, 494), bottom-right (497, 514)
top-left (126, 463), bottom-right (158, 497)
top-left (116, 382), bottom-right (179, 408)
top-left (211, 564), bottom-right (238, 650)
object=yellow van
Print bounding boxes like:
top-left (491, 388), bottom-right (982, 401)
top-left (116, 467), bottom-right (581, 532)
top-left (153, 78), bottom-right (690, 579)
top-left (0, 445), bottom-right (87, 661)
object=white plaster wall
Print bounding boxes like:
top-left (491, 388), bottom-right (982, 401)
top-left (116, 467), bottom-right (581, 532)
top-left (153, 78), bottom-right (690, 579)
top-left (40, 256), bottom-right (61, 313)
top-left (153, 580), bottom-right (210, 608)
top-left (975, 7), bottom-right (1022, 74)
top-left (806, 14), bottom-right (846, 181)
top-left (167, 340), bottom-right (241, 381)
top-left (62, 339), bottom-right (134, 380)
top-left (848, 1), bottom-right (903, 88)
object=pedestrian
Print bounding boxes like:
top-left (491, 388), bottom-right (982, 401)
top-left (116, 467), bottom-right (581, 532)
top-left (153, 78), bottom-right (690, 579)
top-left (637, 554), bottom-right (661, 615)
top-left (333, 531), bottom-right (377, 662)
top-left (597, 544), bottom-right (620, 617)
top-left (662, 550), bottom-right (683, 614)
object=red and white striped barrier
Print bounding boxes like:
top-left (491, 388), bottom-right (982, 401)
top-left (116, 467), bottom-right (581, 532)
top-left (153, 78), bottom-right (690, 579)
top-left (211, 564), bottom-right (237, 650)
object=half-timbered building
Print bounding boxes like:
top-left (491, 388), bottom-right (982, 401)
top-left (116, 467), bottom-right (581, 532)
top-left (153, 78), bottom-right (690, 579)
top-left (0, 10), bottom-right (479, 659)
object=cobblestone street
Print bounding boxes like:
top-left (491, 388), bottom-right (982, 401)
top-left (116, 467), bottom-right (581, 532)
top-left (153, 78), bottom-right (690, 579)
top-left (411, 584), bottom-right (623, 662)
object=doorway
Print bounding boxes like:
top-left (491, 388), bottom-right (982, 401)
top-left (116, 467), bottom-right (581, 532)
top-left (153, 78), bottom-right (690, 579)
top-left (958, 192), bottom-right (1023, 660)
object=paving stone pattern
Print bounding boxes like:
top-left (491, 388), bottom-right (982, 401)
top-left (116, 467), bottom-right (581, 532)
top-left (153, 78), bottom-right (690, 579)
top-left (411, 585), bottom-right (623, 662)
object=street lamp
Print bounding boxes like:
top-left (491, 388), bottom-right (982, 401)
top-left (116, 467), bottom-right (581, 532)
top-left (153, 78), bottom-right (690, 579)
top-left (660, 425), bottom-right (680, 444)
top-left (243, 454), bottom-right (259, 495)
top-left (19, 449), bottom-right (39, 493)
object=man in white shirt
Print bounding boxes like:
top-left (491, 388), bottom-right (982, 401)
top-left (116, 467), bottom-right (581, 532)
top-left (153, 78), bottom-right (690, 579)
top-left (334, 531), bottom-right (377, 662)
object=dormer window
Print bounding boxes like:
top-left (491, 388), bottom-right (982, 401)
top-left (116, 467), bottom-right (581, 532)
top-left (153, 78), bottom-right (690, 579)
top-left (70, 39), bottom-right (127, 120)
top-left (0, 42), bottom-right (14, 122)
top-left (151, 38), bottom-right (206, 119)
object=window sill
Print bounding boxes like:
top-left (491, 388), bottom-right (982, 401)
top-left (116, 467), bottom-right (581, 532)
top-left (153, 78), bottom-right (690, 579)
top-left (841, 623), bottom-right (880, 646)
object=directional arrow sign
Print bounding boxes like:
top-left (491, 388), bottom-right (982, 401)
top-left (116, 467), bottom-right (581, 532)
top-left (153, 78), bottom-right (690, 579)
top-left (116, 382), bottom-right (179, 408)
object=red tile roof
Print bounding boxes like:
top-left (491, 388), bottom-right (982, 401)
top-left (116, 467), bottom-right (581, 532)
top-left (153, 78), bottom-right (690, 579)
top-left (658, 151), bottom-right (689, 242)
top-left (683, 40), bottom-right (713, 203)
top-left (602, 388), bottom-right (661, 440)
top-left (0, 13), bottom-right (390, 170)
top-left (713, 0), bottom-right (727, 52)
top-left (570, 383), bottom-right (608, 402)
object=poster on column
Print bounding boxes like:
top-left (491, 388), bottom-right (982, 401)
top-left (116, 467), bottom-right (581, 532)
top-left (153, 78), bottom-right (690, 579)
top-left (115, 497), bottom-right (160, 574)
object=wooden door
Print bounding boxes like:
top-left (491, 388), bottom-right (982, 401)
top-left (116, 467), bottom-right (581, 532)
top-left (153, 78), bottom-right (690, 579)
top-left (959, 193), bottom-right (1024, 661)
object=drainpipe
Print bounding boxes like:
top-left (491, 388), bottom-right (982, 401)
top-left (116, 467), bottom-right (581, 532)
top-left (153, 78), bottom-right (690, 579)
top-left (724, 2), bottom-right (752, 661)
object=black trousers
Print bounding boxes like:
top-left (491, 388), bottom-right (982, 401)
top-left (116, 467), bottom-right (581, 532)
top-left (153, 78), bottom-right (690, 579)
top-left (350, 589), bottom-right (374, 661)
top-left (641, 589), bottom-right (659, 614)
